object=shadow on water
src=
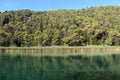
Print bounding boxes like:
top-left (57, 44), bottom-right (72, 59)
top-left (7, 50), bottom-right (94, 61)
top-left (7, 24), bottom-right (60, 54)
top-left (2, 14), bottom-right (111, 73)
top-left (0, 53), bottom-right (120, 80)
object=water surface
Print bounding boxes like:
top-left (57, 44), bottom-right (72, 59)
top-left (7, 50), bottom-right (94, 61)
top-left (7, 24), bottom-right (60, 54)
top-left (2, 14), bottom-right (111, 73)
top-left (0, 53), bottom-right (120, 80)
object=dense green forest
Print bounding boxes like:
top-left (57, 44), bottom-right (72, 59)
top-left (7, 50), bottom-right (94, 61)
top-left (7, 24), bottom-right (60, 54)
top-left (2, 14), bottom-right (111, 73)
top-left (0, 6), bottom-right (120, 47)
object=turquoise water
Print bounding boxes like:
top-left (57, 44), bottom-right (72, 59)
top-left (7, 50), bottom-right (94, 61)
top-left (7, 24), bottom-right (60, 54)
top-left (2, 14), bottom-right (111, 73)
top-left (0, 53), bottom-right (120, 80)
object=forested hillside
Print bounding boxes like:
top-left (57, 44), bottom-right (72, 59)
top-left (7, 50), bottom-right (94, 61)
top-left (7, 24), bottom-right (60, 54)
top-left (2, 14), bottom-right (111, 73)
top-left (0, 6), bottom-right (120, 47)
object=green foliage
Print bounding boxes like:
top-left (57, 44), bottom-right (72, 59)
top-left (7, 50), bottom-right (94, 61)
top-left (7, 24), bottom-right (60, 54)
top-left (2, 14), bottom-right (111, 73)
top-left (0, 6), bottom-right (120, 46)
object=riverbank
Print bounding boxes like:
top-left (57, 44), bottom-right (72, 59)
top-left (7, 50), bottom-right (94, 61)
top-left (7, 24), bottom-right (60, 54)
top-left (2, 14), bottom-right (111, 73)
top-left (0, 46), bottom-right (120, 54)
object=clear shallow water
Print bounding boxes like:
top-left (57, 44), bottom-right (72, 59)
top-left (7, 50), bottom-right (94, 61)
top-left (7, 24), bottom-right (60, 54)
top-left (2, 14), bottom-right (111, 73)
top-left (0, 53), bottom-right (120, 80)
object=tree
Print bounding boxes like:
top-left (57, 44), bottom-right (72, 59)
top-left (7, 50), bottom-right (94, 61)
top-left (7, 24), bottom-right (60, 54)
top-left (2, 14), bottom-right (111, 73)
top-left (0, 6), bottom-right (120, 46)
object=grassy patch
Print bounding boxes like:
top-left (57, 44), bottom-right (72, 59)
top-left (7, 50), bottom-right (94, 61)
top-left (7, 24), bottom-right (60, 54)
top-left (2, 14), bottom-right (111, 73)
top-left (0, 45), bottom-right (119, 50)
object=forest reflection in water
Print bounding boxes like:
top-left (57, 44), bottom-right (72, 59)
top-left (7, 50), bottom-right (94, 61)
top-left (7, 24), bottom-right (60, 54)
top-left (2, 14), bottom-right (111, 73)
top-left (0, 53), bottom-right (120, 80)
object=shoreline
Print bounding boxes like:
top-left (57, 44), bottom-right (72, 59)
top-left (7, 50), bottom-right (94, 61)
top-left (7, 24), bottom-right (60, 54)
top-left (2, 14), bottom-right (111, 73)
top-left (0, 46), bottom-right (120, 54)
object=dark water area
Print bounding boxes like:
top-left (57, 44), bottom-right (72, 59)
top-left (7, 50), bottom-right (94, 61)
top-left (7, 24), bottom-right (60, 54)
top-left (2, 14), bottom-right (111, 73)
top-left (0, 53), bottom-right (120, 80)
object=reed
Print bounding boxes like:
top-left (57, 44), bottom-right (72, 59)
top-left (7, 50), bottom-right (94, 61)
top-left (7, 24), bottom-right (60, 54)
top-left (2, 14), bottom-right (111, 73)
top-left (0, 46), bottom-right (120, 56)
